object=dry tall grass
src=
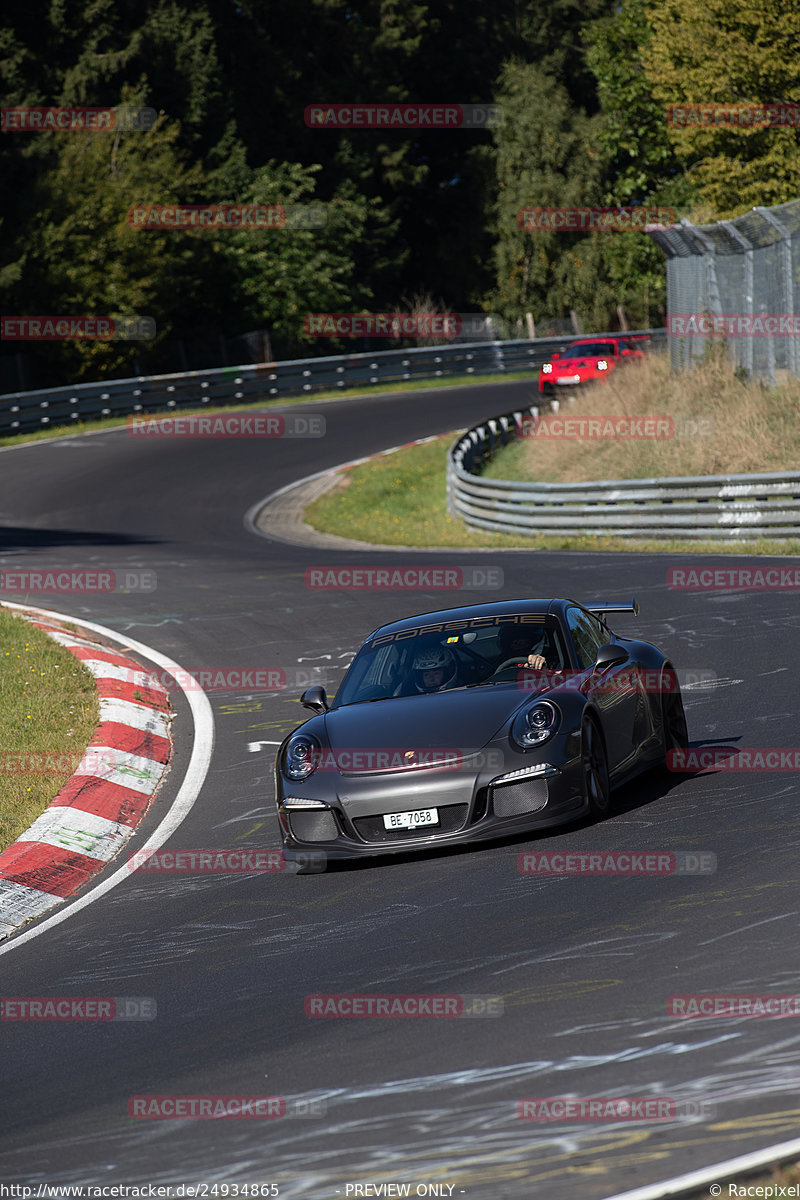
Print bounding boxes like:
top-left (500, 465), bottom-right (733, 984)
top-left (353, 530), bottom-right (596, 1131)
top-left (507, 349), bottom-right (800, 483)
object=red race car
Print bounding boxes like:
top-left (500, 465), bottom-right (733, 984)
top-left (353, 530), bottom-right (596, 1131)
top-left (538, 336), bottom-right (647, 396)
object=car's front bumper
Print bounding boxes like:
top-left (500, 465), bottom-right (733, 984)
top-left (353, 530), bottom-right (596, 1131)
top-left (276, 745), bottom-right (588, 862)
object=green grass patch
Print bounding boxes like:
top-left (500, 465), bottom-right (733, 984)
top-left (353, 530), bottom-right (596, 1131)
top-left (303, 435), bottom-right (800, 555)
top-left (305, 436), bottom-right (535, 547)
top-left (0, 369), bottom-right (537, 450)
top-left (0, 607), bottom-right (99, 852)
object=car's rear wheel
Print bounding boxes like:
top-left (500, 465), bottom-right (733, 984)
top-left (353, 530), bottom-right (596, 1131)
top-left (661, 665), bottom-right (689, 765)
top-left (581, 716), bottom-right (610, 818)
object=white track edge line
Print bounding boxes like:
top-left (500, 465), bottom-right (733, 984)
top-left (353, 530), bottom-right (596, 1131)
top-left (0, 601), bottom-right (214, 956)
top-left (601, 1133), bottom-right (800, 1199)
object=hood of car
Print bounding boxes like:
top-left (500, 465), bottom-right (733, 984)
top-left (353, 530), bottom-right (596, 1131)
top-left (319, 684), bottom-right (532, 773)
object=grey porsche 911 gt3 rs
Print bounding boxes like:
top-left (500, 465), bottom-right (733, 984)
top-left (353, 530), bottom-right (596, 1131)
top-left (274, 596), bottom-right (688, 866)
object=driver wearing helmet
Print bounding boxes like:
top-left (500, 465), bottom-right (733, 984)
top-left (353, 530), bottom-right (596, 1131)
top-left (412, 644), bottom-right (459, 693)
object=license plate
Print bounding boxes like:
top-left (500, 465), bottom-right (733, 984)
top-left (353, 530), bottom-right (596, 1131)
top-left (557, 375), bottom-right (581, 384)
top-left (383, 808), bottom-right (439, 830)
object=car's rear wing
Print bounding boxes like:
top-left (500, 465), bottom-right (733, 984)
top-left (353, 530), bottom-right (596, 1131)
top-left (588, 597), bottom-right (639, 620)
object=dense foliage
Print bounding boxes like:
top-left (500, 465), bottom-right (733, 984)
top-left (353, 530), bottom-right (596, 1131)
top-left (1, 0), bottom-right (797, 381)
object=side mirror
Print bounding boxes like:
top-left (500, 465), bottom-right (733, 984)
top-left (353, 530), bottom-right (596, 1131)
top-left (551, 351), bottom-right (561, 360)
top-left (594, 643), bottom-right (628, 671)
top-left (301, 685), bottom-right (329, 713)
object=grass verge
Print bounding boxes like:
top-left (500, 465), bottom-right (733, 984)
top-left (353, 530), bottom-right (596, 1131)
top-left (304, 350), bottom-right (800, 554)
top-left (0, 607), bottom-right (99, 853)
top-left (303, 434), bottom-right (800, 554)
top-left (483, 350), bottom-right (800, 482)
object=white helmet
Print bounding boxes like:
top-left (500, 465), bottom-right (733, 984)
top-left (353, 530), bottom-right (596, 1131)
top-left (412, 645), bottom-right (457, 692)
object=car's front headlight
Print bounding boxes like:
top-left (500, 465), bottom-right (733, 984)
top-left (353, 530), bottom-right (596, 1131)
top-left (597, 359), bottom-right (608, 370)
top-left (283, 733), bottom-right (321, 781)
top-left (541, 362), bottom-right (553, 374)
top-left (511, 701), bottom-right (560, 749)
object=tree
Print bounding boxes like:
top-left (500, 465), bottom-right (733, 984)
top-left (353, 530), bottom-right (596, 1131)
top-left (643, 0), bottom-right (800, 216)
top-left (491, 60), bottom-right (609, 329)
top-left (583, 0), bottom-right (697, 326)
top-left (0, 2), bottom-right (381, 377)
top-left (228, 162), bottom-right (382, 356)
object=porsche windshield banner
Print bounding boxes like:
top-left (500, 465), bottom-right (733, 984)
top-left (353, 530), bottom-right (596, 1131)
top-left (371, 613), bottom-right (546, 647)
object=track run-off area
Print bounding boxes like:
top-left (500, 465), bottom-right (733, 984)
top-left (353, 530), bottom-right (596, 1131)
top-left (1, 378), bottom-right (800, 1199)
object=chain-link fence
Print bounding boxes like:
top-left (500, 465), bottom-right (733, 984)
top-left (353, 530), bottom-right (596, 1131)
top-left (649, 198), bottom-right (800, 383)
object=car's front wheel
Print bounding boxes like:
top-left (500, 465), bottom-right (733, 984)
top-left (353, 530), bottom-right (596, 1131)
top-left (581, 716), bottom-right (610, 818)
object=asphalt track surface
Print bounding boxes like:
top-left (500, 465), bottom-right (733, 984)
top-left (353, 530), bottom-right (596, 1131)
top-left (1, 378), bottom-right (800, 1199)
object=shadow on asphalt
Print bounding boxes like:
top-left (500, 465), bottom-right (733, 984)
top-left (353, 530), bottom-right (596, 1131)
top-left (0, 525), bottom-right (162, 549)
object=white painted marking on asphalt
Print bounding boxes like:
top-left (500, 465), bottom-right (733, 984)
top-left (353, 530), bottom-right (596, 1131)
top-left (18, 806), bottom-right (132, 861)
top-left (0, 603), bottom-right (214, 956)
top-left (47, 632), bottom-right (109, 651)
top-left (73, 744), bottom-right (165, 793)
top-left (600, 1134), bottom-right (800, 1200)
top-left (80, 659), bottom-right (167, 690)
top-left (247, 740), bottom-right (282, 752)
top-left (697, 910), bottom-right (800, 946)
top-left (680, 676), bottom-right (743, 691)
top-left (98, 697), bottom-right (170, 737)
top-left (0, 880), bottom-right (66, 924)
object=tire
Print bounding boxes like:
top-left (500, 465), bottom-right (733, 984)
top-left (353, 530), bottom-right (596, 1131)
top-left (581, 716), bottom-right (610, 818)
top-left (661, 666), bottom-right (689, 766)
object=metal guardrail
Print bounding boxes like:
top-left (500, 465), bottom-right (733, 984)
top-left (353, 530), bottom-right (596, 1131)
top-left (0, 328), bottom-right (664, 435)
top-left (448, 406), bottom-right (800, 540)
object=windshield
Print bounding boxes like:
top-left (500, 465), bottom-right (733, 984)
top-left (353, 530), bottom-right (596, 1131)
top-left (560, 342), bottom-right (616, 359)
top-left (331, 616), bottom-right (568, 708)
